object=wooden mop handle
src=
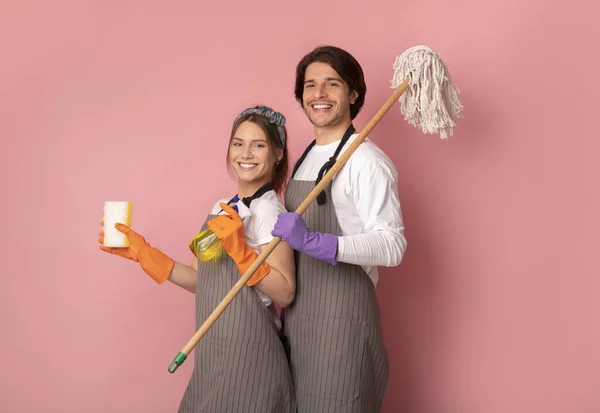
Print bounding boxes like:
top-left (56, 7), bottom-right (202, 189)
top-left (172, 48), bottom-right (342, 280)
top-left (168, 75), bottom-right (411, 373)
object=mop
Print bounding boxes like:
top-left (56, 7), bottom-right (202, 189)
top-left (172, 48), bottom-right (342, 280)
top-left (168, 45), bottom-right (464, 373)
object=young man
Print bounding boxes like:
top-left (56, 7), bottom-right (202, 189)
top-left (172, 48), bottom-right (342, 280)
top-left (272, 45), bottom-right (407, 412)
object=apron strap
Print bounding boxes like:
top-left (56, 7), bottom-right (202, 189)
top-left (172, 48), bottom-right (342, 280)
top-left (291, 141), bottom-right (316, 179)
top-left (315, 124), bottom-right (356, 205)
top-left (290, 124), bottom-right (356, 206)
top-left (279, 307), bottom-right (291, 363)
top-left (216, 181), bottom-right (275, 215)
top-left (241, 182), bottom-right (274, 207)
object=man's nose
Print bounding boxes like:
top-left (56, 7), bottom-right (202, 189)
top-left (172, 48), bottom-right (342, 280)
top-left (312, 83), bottom-right (326, 99)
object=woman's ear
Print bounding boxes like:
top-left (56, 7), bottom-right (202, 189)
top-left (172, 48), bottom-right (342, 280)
top-left (275, 148), bottom-right (283, 163)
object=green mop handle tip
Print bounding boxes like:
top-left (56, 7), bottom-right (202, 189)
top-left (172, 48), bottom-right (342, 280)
top-left (409, 71), bottom-right (413, 80)
top-left (168, 352), bottom-right (187, 374)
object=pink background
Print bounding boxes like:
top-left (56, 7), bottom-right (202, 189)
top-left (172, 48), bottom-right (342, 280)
top-left (1, 1), bottom-right (599, 412)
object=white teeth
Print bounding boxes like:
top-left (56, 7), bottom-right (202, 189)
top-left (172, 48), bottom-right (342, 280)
top-left (312, 104), bottom-right (333, 109)
top-left (240, 163), bottom-right (257, 168)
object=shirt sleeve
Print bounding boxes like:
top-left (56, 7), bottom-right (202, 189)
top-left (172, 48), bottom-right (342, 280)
top-left (250, 200), bottom-right (288, 246)
top-left (210, 198), bottom-right (231, 215)
top-left (336, 161), bottom-right (407, 267)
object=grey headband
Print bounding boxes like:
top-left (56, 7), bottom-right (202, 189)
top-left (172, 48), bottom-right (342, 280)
top-left (233, 105), bottom-right (287, 149)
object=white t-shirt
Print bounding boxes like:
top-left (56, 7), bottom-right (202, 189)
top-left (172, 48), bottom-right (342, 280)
top-left (292, 133), bottom-right (407, 287)
top-left (210, 189), bottom-right (287, 307)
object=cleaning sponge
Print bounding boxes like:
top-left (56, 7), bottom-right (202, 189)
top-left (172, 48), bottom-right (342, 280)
top-left (103, 201), bottom-right (132, 247)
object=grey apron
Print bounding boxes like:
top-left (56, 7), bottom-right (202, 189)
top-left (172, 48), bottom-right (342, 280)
top-left (282, 129), bottom-right (390, 413)
top-left (178, 214), bottom-right (296, 413)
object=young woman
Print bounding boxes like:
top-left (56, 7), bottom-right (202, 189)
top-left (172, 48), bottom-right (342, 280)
top-left (98, 105), bottom-right (296, 413)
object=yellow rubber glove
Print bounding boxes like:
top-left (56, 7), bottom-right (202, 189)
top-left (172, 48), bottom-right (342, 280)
top-left (98, 221), bottom-right (174, 284)
top-left (207, 203), bottom-right (271, 286)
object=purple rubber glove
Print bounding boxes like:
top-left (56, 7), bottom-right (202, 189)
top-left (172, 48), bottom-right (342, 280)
top-left (272, 212), bottom-right (338, 265)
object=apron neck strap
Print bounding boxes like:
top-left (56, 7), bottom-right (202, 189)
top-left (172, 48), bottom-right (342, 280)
top-left (290, 124), bottom-right (357, 184)
top-left (291, 141), bottom-right (316, 179)
top-left (241, 181), bottom-right (274, 208)
top-left (315, 123), bottom-right (356, 205)
top-left (219, 181), bottom-right (274, 214)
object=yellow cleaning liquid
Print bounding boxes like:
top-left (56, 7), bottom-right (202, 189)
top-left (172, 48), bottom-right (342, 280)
top-left (189, 228), bottom-right (224, 262)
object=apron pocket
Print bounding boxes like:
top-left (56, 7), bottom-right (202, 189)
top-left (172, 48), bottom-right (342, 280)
top-left (294, 313), bottom-right (366, 402)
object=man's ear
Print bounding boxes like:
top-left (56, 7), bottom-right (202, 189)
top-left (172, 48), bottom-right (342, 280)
top-left (350, 90), bottom-right (359, 105)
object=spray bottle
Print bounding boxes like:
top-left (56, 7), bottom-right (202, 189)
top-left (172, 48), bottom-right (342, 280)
top-left (189, 197), bottom-right (240, 262)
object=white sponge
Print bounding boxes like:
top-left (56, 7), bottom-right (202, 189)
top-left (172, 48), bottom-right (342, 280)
top-left (103, 201), bottom-right (132, 247)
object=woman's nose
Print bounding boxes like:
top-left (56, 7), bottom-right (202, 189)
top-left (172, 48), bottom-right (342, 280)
top-left (241, 146), bottom-right (253, 158)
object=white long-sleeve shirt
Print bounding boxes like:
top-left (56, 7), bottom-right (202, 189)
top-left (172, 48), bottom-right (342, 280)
top-left (292, 134), bottom-right (407, 287)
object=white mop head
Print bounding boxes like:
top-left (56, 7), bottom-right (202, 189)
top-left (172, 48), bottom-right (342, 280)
top-left (391, 45), bottom-right (463, 139)
top-left (103, 201), bottom-right (132, 247)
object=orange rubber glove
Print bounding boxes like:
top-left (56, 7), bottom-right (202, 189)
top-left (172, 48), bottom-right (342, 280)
top-left (98, 222), bottom-right (174, 284)
top-left (207, 203), bottom-right (271, 286)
